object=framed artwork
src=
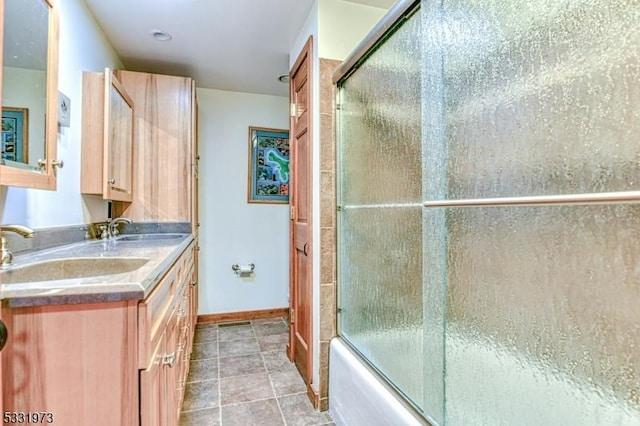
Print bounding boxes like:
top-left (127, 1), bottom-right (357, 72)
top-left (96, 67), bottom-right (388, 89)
top-left (1, 107), bottom-right (28, 163)
top-left (247, 126), bottom-right (290, 203)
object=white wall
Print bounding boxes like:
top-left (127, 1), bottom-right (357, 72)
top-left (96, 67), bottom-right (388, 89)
top-left (0, 0), bottom-right (122, 227)
top-left (318, 0), bottom-right (388, 60)
top-left (197, 88), bottom-right (290, 315)
top-left (289, 0), bottom-right (388, 395)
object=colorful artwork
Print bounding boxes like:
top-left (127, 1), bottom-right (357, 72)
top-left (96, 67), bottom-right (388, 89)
top-left (1, 107), bottom-right (28, 164)
top-left (248, 126), bottom-right (290, 203)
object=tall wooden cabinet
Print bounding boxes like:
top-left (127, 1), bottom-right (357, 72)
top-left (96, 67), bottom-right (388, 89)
top-left (111, 70), bottom-right (199, 425)
top-left (112, 71), bottom-right (198, 230)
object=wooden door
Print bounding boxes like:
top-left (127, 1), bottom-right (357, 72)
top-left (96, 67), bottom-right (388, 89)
top-left (288, 37), bottom-right (313, 386)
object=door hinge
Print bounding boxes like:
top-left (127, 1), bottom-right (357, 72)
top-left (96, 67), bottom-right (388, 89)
top-left (290, 103), bottom-right (297, 118)
top-left (290, 308), bottom-right (295, 324)
top-left (290, 204), bottom-right (296, 220)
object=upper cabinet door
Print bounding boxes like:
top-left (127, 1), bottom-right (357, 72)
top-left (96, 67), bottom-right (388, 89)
top-left (81, 69), bottom-right (134, 202)
top-left (0, 0), bottom-right (60, 190)
top-left (113, 70), bottom-right (195, 223)
top-left (103, 71), bottom-right (134, 202)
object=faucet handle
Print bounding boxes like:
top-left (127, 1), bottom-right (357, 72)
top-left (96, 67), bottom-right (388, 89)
top-left (1, 237), bottom-right (13, 267)
top-left (108, 218), bottom-right (132, 238)
top-left (99, 225), bottom-right (109, 240)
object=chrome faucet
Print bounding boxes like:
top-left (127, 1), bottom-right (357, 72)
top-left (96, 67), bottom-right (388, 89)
top-left (0, 225), bottom-right (35, 268)
top-left (108, 217), bottom-right (132, 238)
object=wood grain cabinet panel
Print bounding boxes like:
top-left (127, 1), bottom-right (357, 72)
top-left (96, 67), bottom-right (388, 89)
top-left (139, 240), bottom-right (196, 426)
top-left (113, 70), bottom-right (197, 228)
top-left (1, 301), bottom-right (139, 426)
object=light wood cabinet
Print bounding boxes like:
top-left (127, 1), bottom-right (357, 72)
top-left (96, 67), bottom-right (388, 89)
top-left (1, 241), bottom-right (197, 426)
top-left (1, 300), bottom-right (140, 425)
top-left (81, 68), bottom-right (135, 202)
top-left (139, 240), bottom-right (196, 426)
top-left (113, 71), bottom-right (197, 229)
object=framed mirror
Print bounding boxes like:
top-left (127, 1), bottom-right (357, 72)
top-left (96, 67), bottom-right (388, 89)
top-left (0, 0), bottom-right (59, 190)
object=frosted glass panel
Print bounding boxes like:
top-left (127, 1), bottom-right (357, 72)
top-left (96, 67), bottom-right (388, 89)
top-left (423, 0), bottom-right (640, 201)
top-left (338, 9), bottom-right (421, 206)
top-left (337, 7), bottom-right (423, 410)
top-left (435, 204), bottom-right (640, 425)
top-left (339, 206), bottom-right (423, 407)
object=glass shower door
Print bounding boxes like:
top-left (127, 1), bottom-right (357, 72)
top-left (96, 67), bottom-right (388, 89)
top-left (422, 0), bottom-right (640, 424)
top-left (336, 6), bottom-right (425, 411)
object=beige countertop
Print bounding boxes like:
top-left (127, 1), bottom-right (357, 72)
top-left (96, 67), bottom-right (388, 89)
top-left (0, 233), bottom-right (194, 307)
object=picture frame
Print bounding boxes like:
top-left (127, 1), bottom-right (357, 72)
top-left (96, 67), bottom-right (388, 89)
top-left (247, 126), bottom-right (290, 203)
top-left (1, 107), bottom-right (28, 163)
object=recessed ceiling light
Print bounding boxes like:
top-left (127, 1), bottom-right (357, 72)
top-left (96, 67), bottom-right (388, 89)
top-left (151, 29), bottom-right (172, 42)
top-left (278, 74), bottom-right (290, 83)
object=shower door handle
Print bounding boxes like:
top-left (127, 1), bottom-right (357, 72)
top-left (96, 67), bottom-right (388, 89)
top-left (303, 243), bottom-right (308, 256)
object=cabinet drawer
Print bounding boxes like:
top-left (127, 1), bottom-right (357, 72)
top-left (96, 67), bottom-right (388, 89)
top-left (138, 264), bottom-right (178, 369)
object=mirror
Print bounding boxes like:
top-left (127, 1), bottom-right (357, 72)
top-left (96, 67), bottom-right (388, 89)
top-left (0, 0), bottom-right (59, 190)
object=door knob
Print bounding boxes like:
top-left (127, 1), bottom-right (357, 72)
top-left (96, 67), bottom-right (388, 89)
top-left (0, 320), bottom-right (8, 351)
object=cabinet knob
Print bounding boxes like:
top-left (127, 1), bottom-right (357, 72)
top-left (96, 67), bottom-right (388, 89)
top-left (107, 178), bottom-right (116, 185)
top-left (52, 159), bottom-right (64, 169)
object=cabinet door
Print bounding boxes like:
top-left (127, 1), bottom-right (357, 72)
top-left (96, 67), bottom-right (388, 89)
top-left (103, 71), bottom-right (134, 202)
top-left (81, 69), bottom-right (134, 202)
top-left (163, 315), bottom-right (179, 426)
top-left (2, 302), bottom-right (138, 426)
top-left (140, 334), bottom-right (164, 426)
top-left (113, 71), bottom-right (194, 221)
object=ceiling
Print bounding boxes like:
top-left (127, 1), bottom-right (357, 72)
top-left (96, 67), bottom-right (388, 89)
top-left (83, 0), bottom-right (396, 97)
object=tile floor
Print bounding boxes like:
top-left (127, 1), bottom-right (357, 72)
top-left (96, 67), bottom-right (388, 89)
top-left (180, 317), bottom-right (335, 426)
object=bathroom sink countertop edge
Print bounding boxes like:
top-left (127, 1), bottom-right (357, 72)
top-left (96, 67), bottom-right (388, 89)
top-left (0, 233), bottom-right (194, 308)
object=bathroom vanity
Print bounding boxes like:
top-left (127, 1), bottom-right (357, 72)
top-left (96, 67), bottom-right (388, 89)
top-left (0, 234), bottom-right (197, 426)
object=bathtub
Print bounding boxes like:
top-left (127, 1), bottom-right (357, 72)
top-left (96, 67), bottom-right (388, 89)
top-left (329, 338), bottom-right (428, 426)
top-left (329, 333), bottom-right (640, 426)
